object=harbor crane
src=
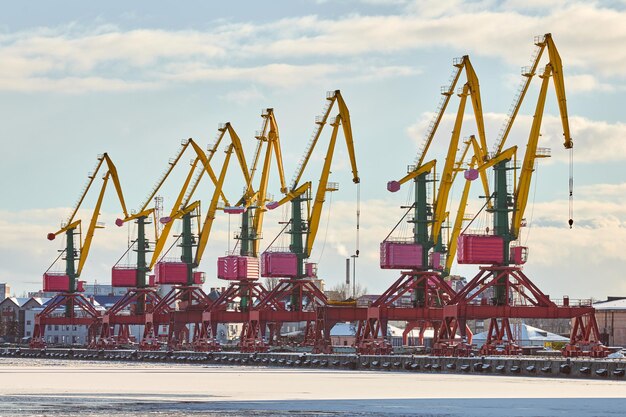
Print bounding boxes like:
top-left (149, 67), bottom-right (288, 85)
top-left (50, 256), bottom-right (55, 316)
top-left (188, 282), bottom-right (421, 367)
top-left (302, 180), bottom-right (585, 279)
top-left (355, 56), bottom-right (486, 354)
top-left (147, 132), bottom-right (250, 350)
top-left (438, 34), bottom-right (605, 357)
top-left (237, 90), bottom-right (360, 352)
top-left (196, 109), bottom-right (288, 352)
top-left (32, 153), bottom-right (129, 348)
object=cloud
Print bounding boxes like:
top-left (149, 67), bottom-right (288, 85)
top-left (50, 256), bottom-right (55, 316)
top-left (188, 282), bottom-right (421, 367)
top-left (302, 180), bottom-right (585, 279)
top-left (578, 182), bottom-right (626, 201)
top-left (246, 4), bottom-right (626, 79)
top-left (406, 110), bottom-right (626, 164)
top-left (0, 76), bottom-right (158, 93)
top-left (566, 74), bottom-right (617, 93)
top-left (1, 2), bottom-right (624, 92)
top-left (160, 63), bottom-right (342, 87)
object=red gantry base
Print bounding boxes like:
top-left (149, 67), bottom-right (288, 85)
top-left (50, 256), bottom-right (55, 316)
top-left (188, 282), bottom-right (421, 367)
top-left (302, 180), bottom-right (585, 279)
top-left (354, 271), bottom-right (456, 355)
top-left (96, 288), bottom-right (163, 349)
top-left (145, 285), bottom-right (211, 351)
top-left (194, 281), bottom-right (270, 352)
top-left (434, 265), bottom-right (608, 357)
top-left (248, 278), bottom-right (328, 353)
top-left (30, 292), bottom-right (101, 349)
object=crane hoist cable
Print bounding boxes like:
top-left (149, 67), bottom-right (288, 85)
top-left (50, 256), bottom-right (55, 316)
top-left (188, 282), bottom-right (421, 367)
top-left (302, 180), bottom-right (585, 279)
top-left (355, 182), bottom-right (360, 257)
top-left (261, 220), bottom-right (291, 254)
top-left (384, 203), bottom-right (416, 242)
top-left (569, 146), bottom-right (574, 228)
top-left (522, 159), bottom-right (540, 247)
top-left (492, 33), bottom-right (574, 232)
top-left (157, 232), bottom-right (184, 264)
top-left (315, 190), bottom-right (333, 264)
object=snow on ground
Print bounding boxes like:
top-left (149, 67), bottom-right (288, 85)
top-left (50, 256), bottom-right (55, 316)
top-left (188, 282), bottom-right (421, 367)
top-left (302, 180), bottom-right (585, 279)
top-left (0, 359), bottom-right (625, 416)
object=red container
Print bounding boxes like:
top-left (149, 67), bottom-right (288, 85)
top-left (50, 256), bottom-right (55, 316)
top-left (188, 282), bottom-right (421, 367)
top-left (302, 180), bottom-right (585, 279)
top-left (194, 271), bottom-right (206, 284)
top-left (43, 273), bottom-right (85, 292)
top-left (305, 262), bottom-right (317, 278)
top-left (430, 251), bottom-right (444, 270)
top-left (457, 234), bottom-right (504, 264)
top-left (380, 242), bottom-right (423, 269)
top-left (155, 262), bottom-right (189, 285)
top-left (111, 267), bottom-right (137, 287)
top-left (217, 256), bottom-right (260, 280)
top-left (510, 246), bottom-right (528, 265)
top-left (149, 275), bottom-right (156, 286)
top-left (43, 273), bottom-right (69, 292)
top-left (261, 252), bottom-right (298, 278)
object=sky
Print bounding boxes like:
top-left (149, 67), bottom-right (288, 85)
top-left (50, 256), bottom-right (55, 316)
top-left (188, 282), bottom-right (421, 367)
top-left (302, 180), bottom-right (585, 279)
top-left (1, 0), bottom-right (626, 300)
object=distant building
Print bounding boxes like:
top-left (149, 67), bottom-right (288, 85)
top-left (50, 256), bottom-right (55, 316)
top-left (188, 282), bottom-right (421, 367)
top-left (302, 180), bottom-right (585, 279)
top-left (329, 322), bottom-right (431, 348)
top-left (82, 283), bottom-right (128, 296)
top-left (324, 290), bottom-right (342, 301)
top-left (24, 298), bottom-right (107, 345)
top-left (0, 297), bottom-right (25, 343)
top-left (29, 283), bottom-right (128, 299)
top-left (310, 278), bottom-right (325, 293)
top-left (0, 283), bottom-right (10, 300)
top-left (472, 323), bottom-right (569, 348)
top-left (22, 289), bottom-right (235, 347)
top-left (330, 322), bottom-right (356, 346)
top-left (0, 297), bottom-right (47, 343)
top-left (594, 297), bottom-right (626, 348)
top-left (447, 275), bottom-right (467, 293)
top-left (357, 294), bottom-right (412, 308)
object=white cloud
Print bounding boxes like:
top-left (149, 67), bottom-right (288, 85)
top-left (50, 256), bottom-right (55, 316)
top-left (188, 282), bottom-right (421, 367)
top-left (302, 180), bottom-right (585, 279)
top-left (406, 110), bottom-right (626, 164)
top-left (0, 76), bottom-right (158, 93)
top-left (160, 63), bottom-right (341, 87)
top-left (500, 0), bottom-right (570, 13)
top-left (566, 74), bottom-right (616, 93)
top-left (0, 3), bottom-right (624, 92)
top-left (578, 182), bottom-right (626, 200)
top-left (405, 0), bottom-right (467, 17)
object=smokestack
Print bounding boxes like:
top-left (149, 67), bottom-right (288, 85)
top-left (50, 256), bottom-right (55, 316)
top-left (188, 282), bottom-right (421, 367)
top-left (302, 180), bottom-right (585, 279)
top-left (345, 258), bottom-right (350, 285)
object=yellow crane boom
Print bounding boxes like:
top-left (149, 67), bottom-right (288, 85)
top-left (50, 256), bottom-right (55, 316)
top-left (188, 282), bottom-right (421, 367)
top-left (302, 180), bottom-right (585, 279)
top-left (48, 153), bottom-right (129, 277)
top-left (411, 56), bottom-right (488, 169)
top-left (249, 109), bottom-right (287, 256)
top-left (430, 83), bottom-right (470, 245)
top-left (195, 143), bottom-right (236, 265)
top-left (266, 90), bottom-right (359, 262)
top-left (149, 157), bottom-right (204, 269)
top-left (306, 116), bottom-right (341, 257)
top-left (290, 90), bottom-right (359, 190)
top-left (510, 64), bottom-right (553, 239)
top-left (494, 33), bottom-right (572, 155)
